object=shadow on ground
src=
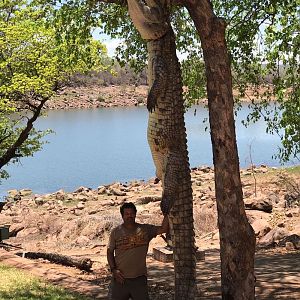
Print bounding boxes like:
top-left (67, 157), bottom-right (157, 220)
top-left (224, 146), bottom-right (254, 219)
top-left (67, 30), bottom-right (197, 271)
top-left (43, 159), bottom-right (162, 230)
top-left (146, 249), bottom-right (300, 300)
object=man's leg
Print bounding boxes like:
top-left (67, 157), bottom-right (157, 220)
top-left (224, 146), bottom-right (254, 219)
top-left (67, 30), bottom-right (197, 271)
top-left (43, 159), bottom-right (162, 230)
top-left (127, 276), bottom-right (150, 300)
top-left (108, 279), bottom-right (131, 300)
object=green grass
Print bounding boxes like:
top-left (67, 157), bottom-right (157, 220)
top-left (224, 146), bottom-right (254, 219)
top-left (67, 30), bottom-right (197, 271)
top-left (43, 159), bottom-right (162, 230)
top-left (0, 263), bottom-right (91, 300)
top-left (284, 165), bottom-right (300, 174)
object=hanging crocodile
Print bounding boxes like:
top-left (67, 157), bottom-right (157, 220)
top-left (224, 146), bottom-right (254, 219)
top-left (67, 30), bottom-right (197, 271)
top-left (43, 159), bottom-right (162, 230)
top-left (127, 0), bottom-right (197, 298)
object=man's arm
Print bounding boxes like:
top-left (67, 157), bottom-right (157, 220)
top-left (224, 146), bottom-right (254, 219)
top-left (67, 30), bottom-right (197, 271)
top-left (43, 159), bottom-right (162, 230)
top-left (156, 215), bottom-right (169, 235)
top-left (107, 248), bottom-right (125, 284)
top-left (107, 248), bottom-right (117, 272)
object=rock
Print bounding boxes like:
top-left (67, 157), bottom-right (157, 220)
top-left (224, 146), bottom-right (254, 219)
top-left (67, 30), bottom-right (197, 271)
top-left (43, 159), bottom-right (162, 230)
top-left (74, 186), bottom-right (91, 193)
top-left (17, 227), bottom-right (39, 237)
top-left (291, 223), bottom-right (300, 236)
top-left (277, 222), bottom-right (285, 228)
top-left (268, 193), bottom-right (280, 205)
top-left (35, 197), bottom-right (45, 205)
top-left (7, 190), bottom-right (19, 198)
top-left (244, 197), bottom-right (273, 213)
top-left (109, 188), bottom-right (126, 196)
top-left (278, 234), bottom-right (300, 250)
top-left (74, 235), bottom-right (90, 246)
top-left (284, 192), bottom-right (300, 208)
top-left (198, 166), bottom-right (212, 173)
top-left (285, 242), bottom-right (295, 251)
top-left (76, 202), bottom-right (85, 210)
top-left (75, 194), bottom-right (88, 202)
top-left (243, 171), bottom-right (252, 176)
top-left (101, 199), bottom-right (115, 206)
top-left (258, 227), bottom-right (289, 247)
top-left (136, 196), bottom-right (161, 205)
top-left (251, 219), bottom-right (271, 238)
top-left (97, 186), bottom-right (107, 194)
top-left (55, 190), bottom-right (66, 201)
top-left (243, 191), bottom-right (252, 198)
top-left (74, 209), bottom-right (83, 216)
top-left (9, 223), bottom-right (25, 237)
top-left (19, 189), bottom-right (32, 197)
top-left (12, 194), bottom-right (22, 201)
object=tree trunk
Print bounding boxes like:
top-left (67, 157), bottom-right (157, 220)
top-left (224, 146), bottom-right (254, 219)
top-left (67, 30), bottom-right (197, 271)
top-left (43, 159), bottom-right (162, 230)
top-left (184, 1), bottom-right (256, 299)
top-left (126, 1), bottom-right (197, 298)
top-left (17, 251), bottom-right (93, 272)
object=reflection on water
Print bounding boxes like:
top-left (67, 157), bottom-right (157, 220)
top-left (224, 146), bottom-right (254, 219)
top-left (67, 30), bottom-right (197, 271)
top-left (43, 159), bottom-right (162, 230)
top-left (0, 104), bottom-right (295, 196)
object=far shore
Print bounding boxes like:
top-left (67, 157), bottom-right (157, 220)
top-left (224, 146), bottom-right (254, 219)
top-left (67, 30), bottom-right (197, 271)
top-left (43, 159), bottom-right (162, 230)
top-left (45, 84), bottom-right (272, 110)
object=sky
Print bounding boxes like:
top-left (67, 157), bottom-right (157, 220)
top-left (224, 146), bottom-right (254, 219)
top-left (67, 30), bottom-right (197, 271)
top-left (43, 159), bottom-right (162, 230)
top-left (93, 30), bottom-right (188, 60)
top-left (92, 29), bottom-right (121, 57)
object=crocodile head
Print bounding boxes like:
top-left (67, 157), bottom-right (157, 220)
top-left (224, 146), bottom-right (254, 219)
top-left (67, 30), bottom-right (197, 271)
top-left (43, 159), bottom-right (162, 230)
top-left (127, 0), bottom-right (170, 40)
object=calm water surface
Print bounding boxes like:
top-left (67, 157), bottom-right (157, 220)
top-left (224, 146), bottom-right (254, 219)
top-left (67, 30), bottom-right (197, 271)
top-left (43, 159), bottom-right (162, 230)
top-left (0, 104), bottom-right (296, 196)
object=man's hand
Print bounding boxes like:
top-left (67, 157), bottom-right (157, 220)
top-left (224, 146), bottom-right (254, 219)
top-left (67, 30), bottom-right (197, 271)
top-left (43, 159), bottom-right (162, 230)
top-left (112, 269), bottom-right (125, 284)
top-left (157, 214), bottom-right (169, 235)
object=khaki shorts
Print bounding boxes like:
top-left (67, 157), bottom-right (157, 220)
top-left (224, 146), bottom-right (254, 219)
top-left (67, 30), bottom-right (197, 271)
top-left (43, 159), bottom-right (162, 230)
top-left (108, 275), bottom-right (150, 300)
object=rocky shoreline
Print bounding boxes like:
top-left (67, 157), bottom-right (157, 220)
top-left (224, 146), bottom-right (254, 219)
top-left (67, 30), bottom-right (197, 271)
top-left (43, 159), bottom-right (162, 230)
top-left (45, 84), bottom-right (272, 110)
top-left (45, 85), bottom-right (149, 110)
top-left (1, 165), bottom-right (299, 254)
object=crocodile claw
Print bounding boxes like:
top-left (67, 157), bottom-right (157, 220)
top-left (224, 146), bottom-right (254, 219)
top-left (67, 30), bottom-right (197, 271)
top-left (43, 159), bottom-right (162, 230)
top-left (147, 92), bottom-right (157, 113)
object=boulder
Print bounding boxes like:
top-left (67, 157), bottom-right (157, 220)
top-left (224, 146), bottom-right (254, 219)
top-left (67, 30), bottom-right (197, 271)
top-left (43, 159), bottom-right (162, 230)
top-left (278, 234), bottom-right (300, 250)
top-left (109, 188), bottom-right (126, 196)
top-left (101, 199), bottom-right (115, 206)
top-left (244, 196), bottom-right (273, 213)
top-left (35, 197), bottom-right (45, 205)
top-left (19, 189), bottom-right (32, 197)
top-left (75, 194), bottom-right (88, 202)
top-left (9, 223), bottom-right (25, 237)
top-left (268, 193), bottom-right (280, 205)
top-left (98, 186), bottom-right (107, 195)
top-left (17, 227), bottom-right (39, 237)
top-left (74, 235), bottom-right (90, 246)
top-left (258, 227), bottom-right (289, 247)
top-left (251, 219), bottom-right (271, 238)
top-left (7, 190), bottom-right (19, 198)
top-left (74, 186), bottom-right (91, 193)
top-left (76, 202), bottom-right (85, 210)
top-left (55, 190), bottom-right (66, 201)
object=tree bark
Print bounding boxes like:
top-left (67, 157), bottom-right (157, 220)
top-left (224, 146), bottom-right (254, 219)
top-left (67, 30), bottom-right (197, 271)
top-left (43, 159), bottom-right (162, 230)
top-left (17, 251), bottom-right (93, 272)
top-left (184, 0), bottom-right (256, 299)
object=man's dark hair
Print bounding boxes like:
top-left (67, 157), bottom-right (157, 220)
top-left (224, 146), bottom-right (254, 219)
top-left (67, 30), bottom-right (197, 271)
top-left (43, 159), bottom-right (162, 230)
top-left (120, 202), bottom-right (137, 217)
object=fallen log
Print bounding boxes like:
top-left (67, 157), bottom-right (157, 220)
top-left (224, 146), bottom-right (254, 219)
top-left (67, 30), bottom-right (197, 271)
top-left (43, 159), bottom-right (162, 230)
top-left (16, 251), bottom-right (93, 272)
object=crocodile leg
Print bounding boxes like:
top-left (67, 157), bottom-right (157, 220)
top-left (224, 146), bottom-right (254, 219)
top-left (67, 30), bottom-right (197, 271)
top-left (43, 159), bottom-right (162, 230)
top-left (147, 55), bottom-right (168, 112)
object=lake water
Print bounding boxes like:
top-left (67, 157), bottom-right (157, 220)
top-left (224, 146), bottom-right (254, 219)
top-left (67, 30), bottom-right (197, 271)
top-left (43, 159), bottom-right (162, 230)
top-left (0, 104), bottom-right (296, 197)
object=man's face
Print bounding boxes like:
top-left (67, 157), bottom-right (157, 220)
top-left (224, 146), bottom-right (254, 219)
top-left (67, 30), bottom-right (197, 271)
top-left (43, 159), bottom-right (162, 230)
top-left (122, 208), bottom-right (136, 225)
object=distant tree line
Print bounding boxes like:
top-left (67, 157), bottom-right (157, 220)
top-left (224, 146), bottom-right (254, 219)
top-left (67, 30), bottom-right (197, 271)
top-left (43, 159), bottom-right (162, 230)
top-left (69, 63), bottom-right (147, 87)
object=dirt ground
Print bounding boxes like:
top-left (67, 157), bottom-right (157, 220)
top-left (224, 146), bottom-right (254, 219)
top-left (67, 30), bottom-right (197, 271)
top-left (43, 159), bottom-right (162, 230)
top-left (1, 166), bottom-right (299, 299)
top-left (0, 246), bottom-right (299, 299)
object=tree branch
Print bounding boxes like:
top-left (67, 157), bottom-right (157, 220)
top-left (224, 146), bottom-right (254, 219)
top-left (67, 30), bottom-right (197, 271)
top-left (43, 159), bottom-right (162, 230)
top-left (0, 98), bottom-right (48, 169)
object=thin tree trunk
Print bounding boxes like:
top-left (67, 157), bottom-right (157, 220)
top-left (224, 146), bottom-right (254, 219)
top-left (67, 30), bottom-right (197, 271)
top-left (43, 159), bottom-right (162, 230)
top-left (17, 251), bottom-right (93, 272)
top-left (184, 1), bottom-right (256, 299)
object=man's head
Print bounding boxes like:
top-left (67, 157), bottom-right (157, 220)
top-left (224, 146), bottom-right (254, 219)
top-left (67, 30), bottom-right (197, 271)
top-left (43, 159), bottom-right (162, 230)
top-left (120, 202), bottom-right (137, 225)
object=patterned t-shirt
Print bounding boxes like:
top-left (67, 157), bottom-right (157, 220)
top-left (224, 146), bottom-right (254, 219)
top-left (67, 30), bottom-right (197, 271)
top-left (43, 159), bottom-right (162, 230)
top-left (108, 223), bottom-right (158, 278)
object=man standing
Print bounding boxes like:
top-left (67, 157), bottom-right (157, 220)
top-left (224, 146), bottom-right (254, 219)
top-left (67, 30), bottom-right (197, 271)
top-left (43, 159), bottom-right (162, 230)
top-left (107, 202), bottom-right (169, 300)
